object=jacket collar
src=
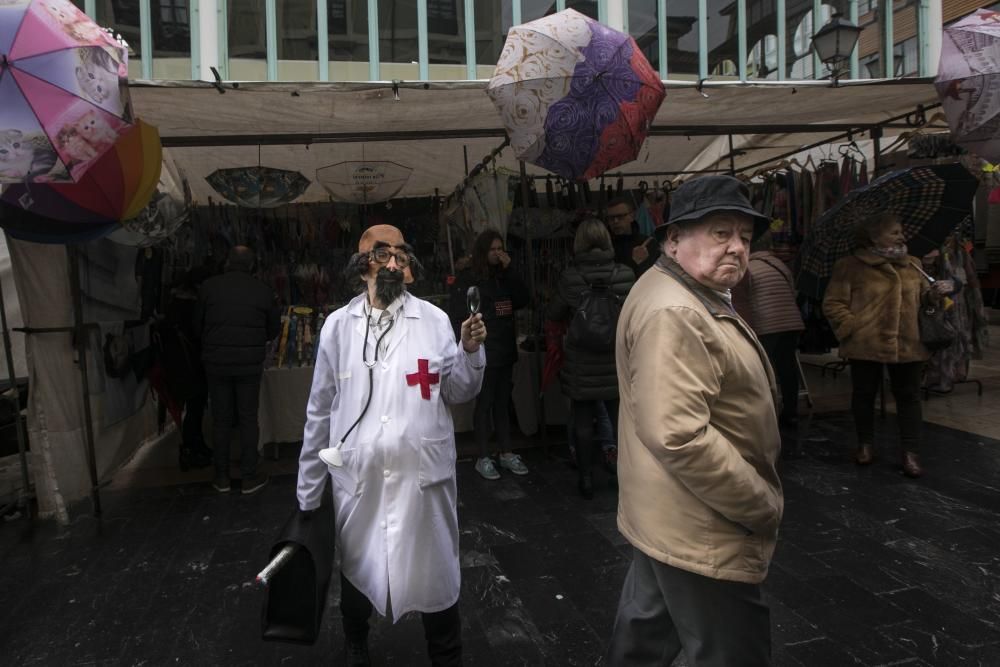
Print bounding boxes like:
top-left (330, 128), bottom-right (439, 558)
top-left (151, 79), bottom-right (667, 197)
top-left (655, 255), bottom-right (778, 400)
top-left (351, 292), bottom-right (420, 350)
top-left (854, 247), bottom-right (910, 268)
top-left (655, 255), bottom-right (735, 318)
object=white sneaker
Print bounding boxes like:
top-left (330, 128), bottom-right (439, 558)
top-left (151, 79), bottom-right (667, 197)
top-left (499, 453), bottom-right (529, 476)
top-left (475, 457), bottom-right (500, 480)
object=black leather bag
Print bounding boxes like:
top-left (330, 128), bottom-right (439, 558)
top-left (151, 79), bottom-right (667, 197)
top-left (260, 502), bottom-right (335, 644)
top-left (911, 262), bottom-right (957, 352)
top-left (918, 303), bottom-right (957, 352)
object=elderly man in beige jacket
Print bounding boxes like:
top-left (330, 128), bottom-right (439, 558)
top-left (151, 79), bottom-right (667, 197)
top-left (607, 175), bottom-right (784, 667)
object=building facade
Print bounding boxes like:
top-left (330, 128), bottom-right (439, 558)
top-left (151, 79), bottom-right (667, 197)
top-left (74, 0), bottom-right (956, 84)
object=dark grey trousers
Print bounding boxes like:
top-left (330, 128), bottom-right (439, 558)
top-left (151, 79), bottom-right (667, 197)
top-left (607, 547), bottom-right (772, 667)
top-left (207, 373), bottom-right (262, 478)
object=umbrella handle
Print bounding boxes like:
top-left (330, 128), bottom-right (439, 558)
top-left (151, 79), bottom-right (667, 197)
top-left (256, 544), bottom-right (299, 586)
top-left (910, 261), bottom-right (936, 284)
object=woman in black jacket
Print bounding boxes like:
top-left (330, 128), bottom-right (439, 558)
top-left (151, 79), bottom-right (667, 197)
top-left (451, 230), bottom-right (531, 480)
top-left (546, 219), bottom-right (635, 498)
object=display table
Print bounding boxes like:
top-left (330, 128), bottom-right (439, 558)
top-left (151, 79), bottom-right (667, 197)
top-left (258, 366), bottom-right (314, 448)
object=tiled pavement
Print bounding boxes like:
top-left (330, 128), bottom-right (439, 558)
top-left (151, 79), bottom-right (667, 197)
top-left (2, 410), bottom-right (999, 666)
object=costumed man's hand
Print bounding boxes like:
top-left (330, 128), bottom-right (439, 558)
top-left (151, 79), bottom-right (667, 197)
top-left (462, 313), bottom-right (487, 353)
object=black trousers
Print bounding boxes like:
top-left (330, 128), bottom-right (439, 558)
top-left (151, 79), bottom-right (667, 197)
top-left (207, 373), bottom-right (262, 477)
top-left (182, 389), bottom-right (207, 449)
top-left (607, 547), bottom-right (771, 667)
top-left (849, 360), bottom-right (923, 453)
top-left (759, 332), bottom-right (800, 422)
top-left (474, 364), bottom-right (514, 458)
top-left (571, 399), bottom-right (619, 476)
top-left (340, 573), bottom-right (462, 666)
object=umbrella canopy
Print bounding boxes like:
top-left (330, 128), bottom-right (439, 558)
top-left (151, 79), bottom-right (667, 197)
top-left (0, 0), bottom-right (133, 183)
top-left (109, 152), bottom-right (192, 247)
top-left (797, 163), bottom-right (978, 299)
top-left (486, 8), bottom-right (665, 181)
top-left (315, 161), bottom-right (412, 205)
top-left (0, 119), bottom-right (161, 225)
top-left (206, 166), bottom-right (310, 208)
top-left (936, 9), bottom-right (1000, 161)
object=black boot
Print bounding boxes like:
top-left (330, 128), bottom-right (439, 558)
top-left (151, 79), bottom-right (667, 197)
top-left (578, 473), bottom-right (594, 500)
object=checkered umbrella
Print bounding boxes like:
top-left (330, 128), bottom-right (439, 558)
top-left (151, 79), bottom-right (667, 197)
top-left (797, 163), bottom-right (978, 299)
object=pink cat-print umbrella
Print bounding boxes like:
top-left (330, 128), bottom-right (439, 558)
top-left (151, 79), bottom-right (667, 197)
top-left (0, 0), bottom-right (133, 184)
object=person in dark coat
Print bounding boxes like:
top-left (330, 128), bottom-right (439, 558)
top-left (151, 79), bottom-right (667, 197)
top-left (163, 265), bottom-right (213, 471)
top-left (451, 229), bottom-right (531, 480)
top-left (195, 246), bottom-right (281, 495)
top-left (546, 219), bottom-right (635, 498)
top-left (731, 232), bottom-right (805, 432)
top-left (607, 196), bottom-right (659, 277)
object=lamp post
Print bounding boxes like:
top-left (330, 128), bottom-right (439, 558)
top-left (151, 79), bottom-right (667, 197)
top-left (811, 12), bottom-right (862, 86)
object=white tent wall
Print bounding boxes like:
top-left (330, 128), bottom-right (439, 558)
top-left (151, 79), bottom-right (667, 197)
top-left (6, 238), bottom-right (159, 522)
top-left (0, 235), bottom-right (27, 379)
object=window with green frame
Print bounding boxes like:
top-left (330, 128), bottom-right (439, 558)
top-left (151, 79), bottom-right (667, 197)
top-left (327, 1), bottom-right (370, 81)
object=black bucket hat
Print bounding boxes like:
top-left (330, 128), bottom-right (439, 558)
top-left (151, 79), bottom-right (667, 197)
top-left (655, 175), bottom-right (770, 240)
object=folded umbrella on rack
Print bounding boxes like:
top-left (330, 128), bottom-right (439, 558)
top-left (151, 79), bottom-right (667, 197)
top-left (259, 501), bottom-right (335, 645)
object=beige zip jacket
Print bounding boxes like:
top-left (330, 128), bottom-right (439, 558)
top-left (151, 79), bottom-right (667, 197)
top-left (616, 256), bottom-right (784, 584)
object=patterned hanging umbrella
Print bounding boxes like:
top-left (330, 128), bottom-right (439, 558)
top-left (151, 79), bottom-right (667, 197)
top-left (206, 166), bottom-right (310, 208)
top-left (0, 0), bottom-right (133, 183)
top-left (1, 119), bottom-right (161, 224)
top-left (936, 9), bottom-right (1000, 160)
top-left (487, 8), bottom-right (665, 181)
top-left (315, 161), bottom-right (412, 205)
top-left (108, 152), bottom-right (191, 247)
top-left (797, 164), bottom-right (978, 299)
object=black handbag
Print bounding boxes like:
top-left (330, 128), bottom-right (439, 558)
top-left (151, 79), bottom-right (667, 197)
top-left (918, 303), bottom-right (957, 351)
top-left (260, 502), bottom-right (335, 644)
top-left (911, 262), bottom-right (957, 352)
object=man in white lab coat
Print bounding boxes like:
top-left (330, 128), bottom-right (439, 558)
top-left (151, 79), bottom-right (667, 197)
top-left (296, 225), bottom-right (486, 666)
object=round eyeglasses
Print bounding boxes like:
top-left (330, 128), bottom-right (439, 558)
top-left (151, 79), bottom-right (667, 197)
top-left (370, 247), bottom-right (411, 268)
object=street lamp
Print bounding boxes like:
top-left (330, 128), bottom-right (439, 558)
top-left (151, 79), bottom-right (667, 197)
top-left (811, 12), bottom-right (862, 85)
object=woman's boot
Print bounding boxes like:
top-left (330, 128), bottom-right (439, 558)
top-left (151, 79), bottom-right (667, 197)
top-left (902, 452), bottom-right (923, 478)
top-left (855, 443), bottom-right (874, 465)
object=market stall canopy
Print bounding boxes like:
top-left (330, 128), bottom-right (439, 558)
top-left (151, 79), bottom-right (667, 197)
top-left (128, 78), bottom-right (940, 204)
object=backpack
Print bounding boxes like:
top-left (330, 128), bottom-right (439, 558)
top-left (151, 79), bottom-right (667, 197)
top-left (566, 267), bottom-right (622, 352)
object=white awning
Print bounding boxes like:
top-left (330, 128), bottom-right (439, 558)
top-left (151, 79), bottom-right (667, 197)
top-left (129, 78), bottom-right (941, 203)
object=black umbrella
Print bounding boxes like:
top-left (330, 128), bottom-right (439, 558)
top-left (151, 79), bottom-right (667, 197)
top-left (258, 501), bottom-right (335, 645)
top-left (797, 163), bottom-right (978, 299)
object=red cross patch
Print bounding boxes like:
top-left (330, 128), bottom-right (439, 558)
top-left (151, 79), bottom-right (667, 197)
top-left (406, 358), bottom-right (440, 400)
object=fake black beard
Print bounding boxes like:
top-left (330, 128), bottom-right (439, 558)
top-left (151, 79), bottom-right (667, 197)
top-left (375, 268), bottom-right (405, 305)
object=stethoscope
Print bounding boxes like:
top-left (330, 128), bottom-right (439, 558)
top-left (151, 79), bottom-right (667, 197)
top-left (320, 301), bottom-right (396, 468)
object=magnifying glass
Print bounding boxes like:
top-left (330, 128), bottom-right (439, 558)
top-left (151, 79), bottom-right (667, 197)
top-left (467, 286), bottom-right (480, 316)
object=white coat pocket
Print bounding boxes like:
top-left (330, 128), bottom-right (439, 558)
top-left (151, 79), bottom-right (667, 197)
top-left (327, 447), bottom-right (362, 497)
top-left (418, 436), bottom-right (455, 489)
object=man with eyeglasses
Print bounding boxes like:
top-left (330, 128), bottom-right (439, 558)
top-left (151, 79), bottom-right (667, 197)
top-left (296, 225), bottom-right (487, 666)
top-left (606, 196), bottom-right (659, 277)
